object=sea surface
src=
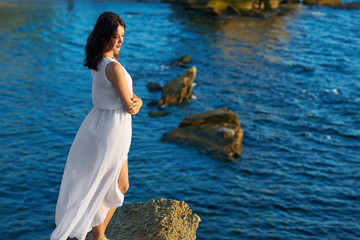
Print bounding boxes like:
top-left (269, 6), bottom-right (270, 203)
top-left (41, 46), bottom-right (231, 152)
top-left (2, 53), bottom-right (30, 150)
top-left (0, 0), bottom-right (359, 239)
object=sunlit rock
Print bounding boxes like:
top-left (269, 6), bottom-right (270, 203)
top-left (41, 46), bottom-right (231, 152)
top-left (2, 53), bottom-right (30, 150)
top-left (184, 0), bottom-right (283, 15)
top-left (158, 66), bottom-right (197, 107)
top-left (162, 108), bottom-right (243, 160)
top-left (104, 198), bottom-right (201, 240)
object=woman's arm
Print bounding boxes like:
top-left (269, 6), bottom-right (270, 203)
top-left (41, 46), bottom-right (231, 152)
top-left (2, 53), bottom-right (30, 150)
top-left (128, 93), bottom-right (142, 115)
top-left (132, 93), bottom-right (143, 107)
top-left (105, 62), bottom-right (133, 109)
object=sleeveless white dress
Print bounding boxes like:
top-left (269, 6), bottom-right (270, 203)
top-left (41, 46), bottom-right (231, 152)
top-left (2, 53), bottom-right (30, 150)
top-left (51, 57), bottom-right (133, 240)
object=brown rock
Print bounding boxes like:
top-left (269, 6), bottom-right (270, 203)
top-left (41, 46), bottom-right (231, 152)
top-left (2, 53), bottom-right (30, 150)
top-left (162, 108), bottom-right (243, 160)
top-left (146, 82), bottom-right (162, 92)
top-left (185, 0), bottom-right (284, 15)
top-left (147, 99), bottom-right (160, 107)
top-left (149, 111), bottom-right (168, 117)
top-left (158, 66), bottom-right (197, 107)
top-left (303, 0), bottom-right (340, 5)
top-left (105, 198), bottom-right (201, 240)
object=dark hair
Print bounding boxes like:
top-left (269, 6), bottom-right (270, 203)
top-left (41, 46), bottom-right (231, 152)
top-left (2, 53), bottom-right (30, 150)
top-left (84, 12), bottom-right (125, 70)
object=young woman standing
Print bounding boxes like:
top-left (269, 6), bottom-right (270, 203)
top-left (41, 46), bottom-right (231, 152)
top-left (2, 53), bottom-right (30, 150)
top-left (51, 12), bottom-right (142, 240)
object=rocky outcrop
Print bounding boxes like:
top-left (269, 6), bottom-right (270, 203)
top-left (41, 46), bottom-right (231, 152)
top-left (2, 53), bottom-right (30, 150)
top-left (184, 0), bottom-right (283, 15)
top-left (303, 0), bottom-right (340, 5)
top-left (105, 198), bottom-right (201, 240)
top-left (162, 108), bottom-right (243, 160)
top-left (158, 66), bottom-right (197, 107)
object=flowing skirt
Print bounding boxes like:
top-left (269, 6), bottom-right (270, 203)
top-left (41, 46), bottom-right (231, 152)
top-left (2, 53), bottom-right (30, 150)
top-left (51, 107), bottom-right (132, 240)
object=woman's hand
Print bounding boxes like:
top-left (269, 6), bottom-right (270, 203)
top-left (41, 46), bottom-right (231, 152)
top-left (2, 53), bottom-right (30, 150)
top-left (126, 95), bottom-right (142, 115)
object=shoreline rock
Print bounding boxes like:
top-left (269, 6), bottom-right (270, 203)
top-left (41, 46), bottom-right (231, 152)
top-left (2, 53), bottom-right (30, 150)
top-left (183, 0), bottom-right (284, 16)
top-left (105, 198), bottom-right (201, 240)
top-left (162, 108), bottom-right (243, 160)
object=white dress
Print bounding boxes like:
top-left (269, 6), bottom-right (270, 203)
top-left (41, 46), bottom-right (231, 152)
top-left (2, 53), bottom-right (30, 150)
top-left (51, 57), bottom-right (133, 240)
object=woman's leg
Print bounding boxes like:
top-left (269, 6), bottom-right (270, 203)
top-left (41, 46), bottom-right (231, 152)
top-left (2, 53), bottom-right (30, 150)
top-left (105, 159), bottom-right (129, 230)
top-left (91, 159), bottom-right (129, 239)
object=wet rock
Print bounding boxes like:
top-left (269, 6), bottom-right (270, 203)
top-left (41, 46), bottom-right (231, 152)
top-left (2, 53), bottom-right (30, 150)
top-left (217, 127), bottom-right (236, 139)
top-left (162, 108), bottom-right (243, 160)
top-left (105, 198), bottom-right (201, 240)
top-left (158, 66), bottom-right (197, 107)
top-left (331, 1), bottom-right (360, 8)
top-left (302, 0), bottom-right (340, 5)
top-left (149, 111), bottom-right (168, 117)
top-left (171, 55), bottom-right (192, 67)
top-left (146, 82), bottom-right (162, 92)
top-left (147, 99), bottom-right (160, 107)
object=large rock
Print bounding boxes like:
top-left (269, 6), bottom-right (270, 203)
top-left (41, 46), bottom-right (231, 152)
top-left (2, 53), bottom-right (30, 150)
top-left (105, 198), bottom-right (201, 240)
top-left (303, 0), bottom-right (340, 5)
top-left (158, 66), bottom-right (197, 107)
top-left (162, 108), bottom-right (243, 160)
top-left (184, 0), bottom-right (283, 15)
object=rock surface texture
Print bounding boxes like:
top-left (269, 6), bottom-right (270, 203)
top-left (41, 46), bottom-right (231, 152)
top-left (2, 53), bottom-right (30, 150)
top-left (105, 198), bottom-right (201, 240)
top-left (158, 66), bottom-right (197, 107)
top-left (162, 108), bottom-right (243, 160)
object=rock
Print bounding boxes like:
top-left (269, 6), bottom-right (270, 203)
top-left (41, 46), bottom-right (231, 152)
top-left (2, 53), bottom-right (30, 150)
top-left (105, 198), bottom-right (201, 240)
top-left (162, 108), bottom-right (243, 160)
top-left (217, 127), bottom-right (236, 139)
top-left (184, 0), bottom-right (283, 15)
top-left (331, 1), bottom-right (360, 8)
top-left (171, 55), bottom-right (192, 67)
top-left (149, 111), bottom-right (168, 117)
top-left (146, 82), bottom-right (162, 92)
top-left (147, 99), bottom-right (160, 107)
top-left (303, 0), bottom-right (340, 5)
top-left (158, 66), bottom-right (197, 107)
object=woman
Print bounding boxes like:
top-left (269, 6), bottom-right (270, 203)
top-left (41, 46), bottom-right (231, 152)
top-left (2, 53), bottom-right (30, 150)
top-left (51, 12), bottom-right (142, 240)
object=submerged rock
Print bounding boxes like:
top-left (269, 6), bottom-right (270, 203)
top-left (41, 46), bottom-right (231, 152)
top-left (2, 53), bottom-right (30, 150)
top-left (302, 0), bottom-right (340, 5)
top-left (171, 55), bottom-right (192, 67)
top-left (331, 0), bottom-right (360, 8)
top-left (162, 108), bottom-right (243, 160)
top-left (149, 111), bottom-right (168, 117)
top-left (146, 82), bottom-right (162, 92)
top-left (105, 198), bottom-right (201, 240)
top-left (158, 66), bottom-right (197, 107)
top-left (147, 99), bottom-right (160, 107)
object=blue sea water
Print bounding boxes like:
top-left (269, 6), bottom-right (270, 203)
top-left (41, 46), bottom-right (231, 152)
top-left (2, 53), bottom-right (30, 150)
top-left (0, 0), bottom-right (359, 239)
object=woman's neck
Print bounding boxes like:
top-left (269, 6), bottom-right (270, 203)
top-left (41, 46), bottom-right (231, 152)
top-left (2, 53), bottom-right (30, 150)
top-left (103, 50), bottom-right (114, 59)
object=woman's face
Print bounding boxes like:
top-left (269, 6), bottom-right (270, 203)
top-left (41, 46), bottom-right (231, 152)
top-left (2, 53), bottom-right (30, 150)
top-left (111, 25), bottom-right (124, 53)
